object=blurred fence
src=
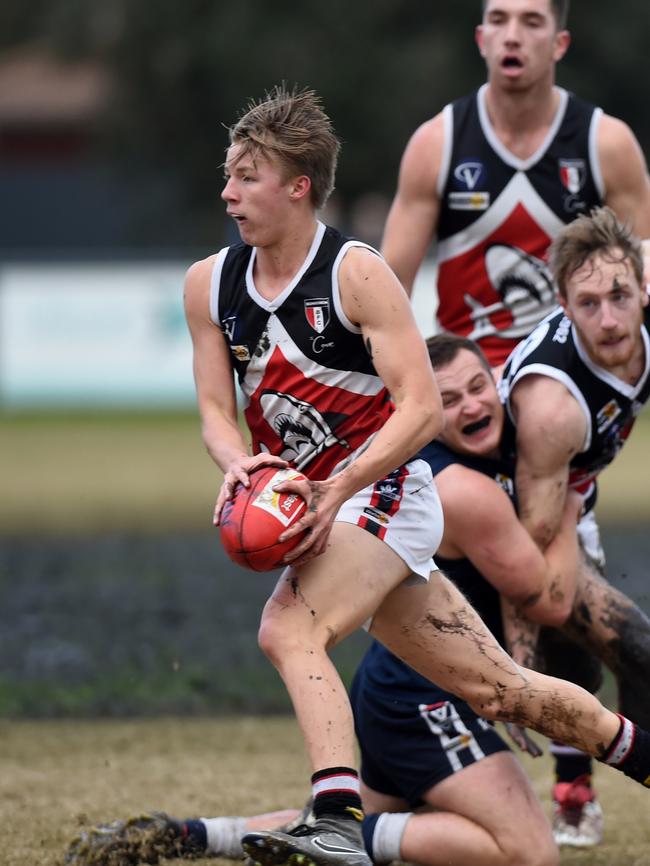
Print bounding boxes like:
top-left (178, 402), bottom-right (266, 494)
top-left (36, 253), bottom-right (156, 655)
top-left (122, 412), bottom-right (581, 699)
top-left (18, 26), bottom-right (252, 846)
top-left (0, 260), bottom-right (439, 410)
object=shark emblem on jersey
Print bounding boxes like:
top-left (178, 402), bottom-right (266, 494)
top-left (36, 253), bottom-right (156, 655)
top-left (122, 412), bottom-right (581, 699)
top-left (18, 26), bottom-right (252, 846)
top-left (259, 390), bottom-right (349, 467)
top-left (466, 244), bottom-right (556, 342)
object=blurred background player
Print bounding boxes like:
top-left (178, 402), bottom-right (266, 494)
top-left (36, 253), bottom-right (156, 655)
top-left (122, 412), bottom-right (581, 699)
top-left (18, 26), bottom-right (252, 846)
top-left (381, 0), bottom-right (650, 367)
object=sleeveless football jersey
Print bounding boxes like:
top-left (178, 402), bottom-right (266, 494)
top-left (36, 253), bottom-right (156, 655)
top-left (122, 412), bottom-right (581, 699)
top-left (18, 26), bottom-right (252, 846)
top-left (436, 85), bottom-right (604, 365)
top-left (499, 306), bottom-right (650, 508)
top-left (356, 441), bottom-right (514, 703)
top-left (210, 222), bottom-right (393, 481)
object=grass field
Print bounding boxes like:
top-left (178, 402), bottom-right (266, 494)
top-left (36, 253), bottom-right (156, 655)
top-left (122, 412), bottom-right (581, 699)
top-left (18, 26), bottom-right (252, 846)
top-left (2, 716), bottom-right (650, 866)
top-left (1, 406), bottom-right (650, 534)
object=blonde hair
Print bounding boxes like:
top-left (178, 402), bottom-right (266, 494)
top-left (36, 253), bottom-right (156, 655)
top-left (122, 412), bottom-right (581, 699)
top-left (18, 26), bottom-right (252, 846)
top-left (229, 84), bottom-right (340, 211)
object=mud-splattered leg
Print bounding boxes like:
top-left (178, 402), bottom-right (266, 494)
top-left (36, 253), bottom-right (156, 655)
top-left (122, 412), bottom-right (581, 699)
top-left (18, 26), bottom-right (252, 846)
top-left (371, 569), bottom-right (620, 757)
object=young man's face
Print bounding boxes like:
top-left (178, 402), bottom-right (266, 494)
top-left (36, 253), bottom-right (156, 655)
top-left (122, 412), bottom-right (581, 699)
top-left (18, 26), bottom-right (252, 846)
top-left (476, 0), bottom-right (569, 91)
top-left (434, 349), bottom-right (504, 458)
top-left (222, 144), bottom-right (298, 246)
top-left (562, 250), bottom-right (649, 371)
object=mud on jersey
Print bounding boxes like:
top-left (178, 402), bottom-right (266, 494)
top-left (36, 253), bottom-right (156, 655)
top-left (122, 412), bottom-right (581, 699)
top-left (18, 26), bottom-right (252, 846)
top-left (436, 85), bottom-right (604, 365)
top-left (210, 222), bottom-right (393, 481)
top-left (499, 306), bottom-right (650, 508)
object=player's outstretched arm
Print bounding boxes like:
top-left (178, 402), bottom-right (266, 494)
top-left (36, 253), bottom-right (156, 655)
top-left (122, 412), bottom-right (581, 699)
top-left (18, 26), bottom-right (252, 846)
top-left (381, 115), bottom-right (445, 296)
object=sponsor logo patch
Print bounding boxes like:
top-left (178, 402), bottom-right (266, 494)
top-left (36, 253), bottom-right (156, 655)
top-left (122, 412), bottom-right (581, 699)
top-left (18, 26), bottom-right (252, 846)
top-left (231, 345), bottom-right (251, 361)
top-left (448, 191), bottom-right (490, 211)
top-left (596, 399), bottom-right (622, 433)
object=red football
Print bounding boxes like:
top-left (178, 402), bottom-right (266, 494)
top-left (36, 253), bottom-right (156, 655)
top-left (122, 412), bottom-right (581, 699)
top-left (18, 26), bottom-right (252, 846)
top-left (219, 466), bottom-right (309, 572)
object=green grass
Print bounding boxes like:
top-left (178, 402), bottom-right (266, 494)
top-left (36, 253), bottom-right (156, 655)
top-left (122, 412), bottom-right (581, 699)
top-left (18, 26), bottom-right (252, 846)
top-left (1, 716), bottom-right (649, 866)
top-left (1, 406), bottom-right (649, 535)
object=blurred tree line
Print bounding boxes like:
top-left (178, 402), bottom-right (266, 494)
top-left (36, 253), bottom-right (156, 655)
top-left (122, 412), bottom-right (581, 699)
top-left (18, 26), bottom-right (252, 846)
top-left (2, 0), bottom-right (650, 250)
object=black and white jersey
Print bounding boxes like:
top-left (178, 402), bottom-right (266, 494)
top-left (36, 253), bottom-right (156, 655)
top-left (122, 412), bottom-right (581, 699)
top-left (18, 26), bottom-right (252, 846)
top-left (210, 222), bottom-right (393, 480)
top-left (499, 306), bottom-right (650, 506)
top-left (435, 85), bottom-right (604, 365)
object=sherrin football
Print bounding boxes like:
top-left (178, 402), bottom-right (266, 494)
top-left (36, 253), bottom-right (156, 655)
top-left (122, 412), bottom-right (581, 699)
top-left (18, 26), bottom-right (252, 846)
top-left (219, 466), bottom-right (309, 572)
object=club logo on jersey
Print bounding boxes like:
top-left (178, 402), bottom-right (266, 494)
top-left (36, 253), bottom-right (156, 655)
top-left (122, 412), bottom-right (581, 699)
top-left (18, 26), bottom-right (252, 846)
top-left (259, 389), bottom-right (349, 467)
top-left (304, 298), bottom-right (330, 334)
top-left (559, 159), bottom-right (586, 195)
top-left (559, 159), bottom-right (588, 213)
top-left (596, 398), bottom-right (622, 433)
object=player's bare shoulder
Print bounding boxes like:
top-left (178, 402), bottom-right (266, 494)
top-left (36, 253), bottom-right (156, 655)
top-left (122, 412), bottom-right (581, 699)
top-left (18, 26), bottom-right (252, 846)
top-left (400, 111), bottom-right (446, 192)
top-left (183, 253), bottom-right (217, 320)
top-left (337, 245), bottom-right (406, 324)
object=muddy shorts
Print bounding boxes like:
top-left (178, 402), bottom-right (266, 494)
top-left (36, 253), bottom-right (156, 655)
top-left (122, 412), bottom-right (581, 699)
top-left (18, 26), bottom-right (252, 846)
top-left (335, 458), bottom-right (443, 581)
top-left (350, 674), bottom-right (510, 807)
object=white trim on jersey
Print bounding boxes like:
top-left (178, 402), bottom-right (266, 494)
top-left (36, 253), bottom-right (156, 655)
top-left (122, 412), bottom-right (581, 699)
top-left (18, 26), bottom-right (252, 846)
top-left (238, 314), bottom-right (387, 406)
top-left (505, 361), bottom-right (593, 452)
top-left (436, 103), bottom-right (454, 198)
top-left (477, 84), bottom-right (569, 172)
top-left (331, 240), bottom-right (381, 335)
top-left (437, 171), bottom-right (565, 263)
top-left (572, 325), bottom-right (650, 400)
top-left (589, 107), bottom-right (606, 202)
top-left (245, 221), bottom-right (327, 311)
top-left (209, 247), bottom-right (230, 327)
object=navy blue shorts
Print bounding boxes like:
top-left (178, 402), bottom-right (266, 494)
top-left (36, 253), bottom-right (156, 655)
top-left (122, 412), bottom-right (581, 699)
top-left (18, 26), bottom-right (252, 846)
top-left (350, 673), bottom-right (510, 807)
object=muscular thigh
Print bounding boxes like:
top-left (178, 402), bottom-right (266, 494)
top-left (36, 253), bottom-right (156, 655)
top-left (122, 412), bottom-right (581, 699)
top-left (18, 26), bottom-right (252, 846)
top-left (264, 522), bottom-right (412, 647)
top-left (422, 751), bottom-right (553, 846)
top-left (370, 569), bottom-right (523, 703)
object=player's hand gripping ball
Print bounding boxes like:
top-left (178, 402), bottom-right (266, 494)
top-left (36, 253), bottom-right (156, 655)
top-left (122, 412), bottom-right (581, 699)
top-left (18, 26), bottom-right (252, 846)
top-left (219, 466), bottom-right (309, 571)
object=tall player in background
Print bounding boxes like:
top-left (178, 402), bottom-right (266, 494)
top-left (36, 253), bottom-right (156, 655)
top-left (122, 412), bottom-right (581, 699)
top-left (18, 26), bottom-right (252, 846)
top-left (382, 0), bottom-right (650, 367)
top-left (381, 0), bottom-right (650, 845)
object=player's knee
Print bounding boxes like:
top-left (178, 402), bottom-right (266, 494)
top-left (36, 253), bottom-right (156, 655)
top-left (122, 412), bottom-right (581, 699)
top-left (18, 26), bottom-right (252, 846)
top-left (257, 612), bottom-right (291, 665)
top-left (501, 834), bottom-right (559, 866)
top-left (257, 607), bottom-right (314, 667)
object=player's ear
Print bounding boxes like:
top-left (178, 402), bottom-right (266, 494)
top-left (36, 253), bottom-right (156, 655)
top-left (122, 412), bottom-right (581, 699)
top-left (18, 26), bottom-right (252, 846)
top-left (289, 176), bottom-right (311, 201)
top-left (475, 25), bottom-right (486, 57)
top-left (553, 29), bottom-right (570, 62)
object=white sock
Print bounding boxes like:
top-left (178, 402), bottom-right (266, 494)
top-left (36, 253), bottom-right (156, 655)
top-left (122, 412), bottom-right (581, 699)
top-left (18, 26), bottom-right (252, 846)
top-left (201, 816), bottom-right (247, 857)
top-left (371, 811), bottom-right (413, 863)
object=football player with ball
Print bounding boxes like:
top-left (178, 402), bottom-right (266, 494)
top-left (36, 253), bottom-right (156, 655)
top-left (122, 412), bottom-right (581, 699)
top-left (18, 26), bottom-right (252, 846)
top-left (184, 85), bottom-right (650, 866)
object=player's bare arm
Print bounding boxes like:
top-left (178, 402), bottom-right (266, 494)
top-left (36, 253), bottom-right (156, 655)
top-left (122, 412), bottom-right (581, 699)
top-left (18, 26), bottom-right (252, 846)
top-left (509, 374), bottom-right (587, 550)
top-left (599, 114), bottom-right (650, 241)
top-left (184, 257), bottom-right (286, 523)
top-left (380, 114), bottom-right (445, 295)
top-left (436, 462), bottom-right (581, 626)
top-left (279, 247), bottom-right (443, 564)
